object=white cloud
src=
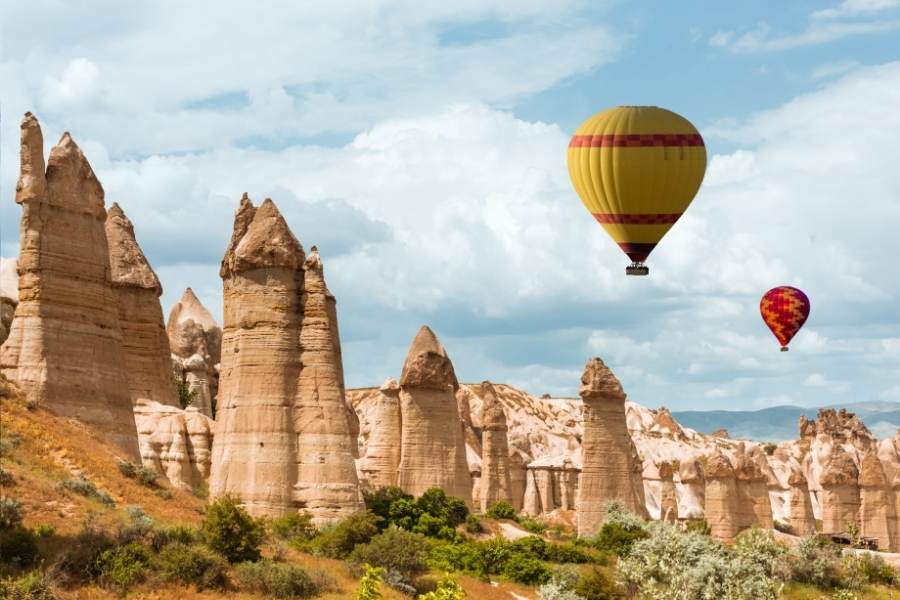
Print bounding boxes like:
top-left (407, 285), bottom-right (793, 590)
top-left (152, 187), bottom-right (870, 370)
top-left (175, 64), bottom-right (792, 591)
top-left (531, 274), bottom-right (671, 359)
top-left (42, 58), bottom-right (104, 111)
top-left (812, 60), bottom-right (861, 79)
top-left (710, 19), bottom-right (900, 53)
top-left (813, 0), bottom-right (900, 19)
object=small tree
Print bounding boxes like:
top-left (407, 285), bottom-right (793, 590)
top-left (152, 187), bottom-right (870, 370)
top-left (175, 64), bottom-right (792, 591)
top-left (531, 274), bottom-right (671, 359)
top-left (356, 564), bottom-right (385, 600)
top-left (174, 375), bottom-right (198, 409)
top-left (200, 495), bottom-right (264, 563)
top-left (418, 573), bottom-right (465, 600)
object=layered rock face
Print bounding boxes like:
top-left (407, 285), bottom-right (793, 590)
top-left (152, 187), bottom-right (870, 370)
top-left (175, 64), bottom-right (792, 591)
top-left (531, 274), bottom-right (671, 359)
top-left (788, 465), bottom-right (816, 536)
top-left (577, 357), bottom-right (646, 536)
top-left (167, 287), bottom-right (222, 418)
top-left (819, 444), bottom-right (861, 535)
top-left (210, 197), bottom-right (361, 522)
top-left (704, 452), bottom-right (740, 540)
top-left (479, 382), bottom-right (512, 512)
top-left (0, 114), bottom-right (139, 459)
top-left (658, 462), bottom-right (678, 523)
top-left (106, 203), bottom-right (178, 408)
top-left (210, 197), bottom-right (303, 517)
top-left (859, 451), bottom-right (895, 551)
top-left (134, 401), bottom-right (214, 490)
top-left (293, 246), bottom-right (364, 521)
top-left (734, 444), bottom-right (774, 531)
top-left (0, 258), bottom-right (17, 345)
top-left (359, 378), bottom-right (402, 489)
top-left (397, 326), bottom-right (472, 503)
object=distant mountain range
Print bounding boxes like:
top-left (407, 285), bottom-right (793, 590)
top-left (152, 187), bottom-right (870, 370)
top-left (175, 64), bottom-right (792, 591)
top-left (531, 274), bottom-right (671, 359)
top-left (672, 401), bottom-right (900, 442)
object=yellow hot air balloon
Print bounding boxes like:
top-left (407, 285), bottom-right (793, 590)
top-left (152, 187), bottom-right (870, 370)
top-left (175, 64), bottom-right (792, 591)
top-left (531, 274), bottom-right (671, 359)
top-left (567, 106), bottom-right (707, 275)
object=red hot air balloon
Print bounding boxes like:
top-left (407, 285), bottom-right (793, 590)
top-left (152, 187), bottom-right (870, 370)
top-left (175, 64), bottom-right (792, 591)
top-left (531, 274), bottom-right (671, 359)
top-left (760, 286), bottom-right (810, 351)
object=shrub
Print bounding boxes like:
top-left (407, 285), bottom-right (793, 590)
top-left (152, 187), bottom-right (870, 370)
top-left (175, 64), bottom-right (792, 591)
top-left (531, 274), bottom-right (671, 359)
top-left (0, 572), bottom-right (58, 600)
top-left (175, 376), bottom-right (198, 409)
top-left (356, 563), bottom-right (385, 600)
top-left (349, 527), bottom-right (432, 580)
top-left (156, 542), bottom-right (228, 590)
top-left (57, 477), bottom-right (114, 505)
top-left (124, 505), bottom-right (154, 535)
top-left (0, 467), bottom-right (14, 487)
top-left (485, 500), bottom-right (518, 521)
top-left (789, 535), bottom-right (843, 588)
top-left (270, 511), bottom-right (316, 541)
top-left (520, 516), bottom-right (548, 534)
top-left (305, 510), bottom-right (380, 558)
top-left (193, 482), bottom-right (209, 500)
top-left (418, 572), bottom-right (465, 600)
top-left (842, 551), bottom-right (895, 587)
top-left (150, 524), bottom-right (197, 550)
top-left (763, 443), bottom-right (777, 456)
top-left (602, 501), bottom-right (645, 532)
top-left (200, 495), bottom-right (265, 563)
top-left (235, 559), bottom-right (317, 599)
top-left (364, 486), bottom-right (413, 524)
top-left (54, 526), bottom-right (115, 583)
top-left (464, 515), bottom-right (483, 534)
top-left (503, 552), bottom-right (552, 585)
top-left (34, 524), bottom-right (56, 537)
top-left (574, 567), bottom-right (622, 600)
top-left (387, 497), bottom-right (422, 530)
top-left (417, 488), bottom-right (469, 527)
top-left (0, 497), bottom-right (23, 529)
top-left (683, 519), bottom-right (710, 535)
top-left (592, 523), bottom-right (648, 556)
top-left (539, 581), bottom-right (587, 600)
top-left (0, 431), bottom-right (22, 457)
top-left (116, 459), bottom-right (137, 479)
top-left (98, 541), bottom-right (152, 592)
top-left (544, 542), bottom-right (594, 564)
top-left (135, 467), bottom-right (159, 487)
top-left (0, 527), bottom-right (39, 566)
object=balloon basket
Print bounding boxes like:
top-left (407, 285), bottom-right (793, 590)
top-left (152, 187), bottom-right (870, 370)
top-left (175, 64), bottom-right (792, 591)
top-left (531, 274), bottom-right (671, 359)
top-left (626, 262), bottom-right (649, 276)
top-left (780, 347), bottom-right (789, 352)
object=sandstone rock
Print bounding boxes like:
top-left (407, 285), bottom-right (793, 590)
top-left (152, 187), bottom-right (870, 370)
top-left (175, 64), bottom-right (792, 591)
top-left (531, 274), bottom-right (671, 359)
top-left (704, 452), bottom-right (741, 540)
top-left (788, 464), bottom-right (816, 536)
top-left (734, 443), bottom-right (774, 531)
top-left (478, 381), bottom-right (512, 512)
top-left (0, 258), bottom-right (17, 346)
top-left (359, 378), bottom-right (402, 489)
top-left (397, 326), bottom-right (472, 503)
top-left (167, 287), bottom-right (222, 417)
top-left (210, 197), bottom-right (304, 517)
top-left (859, 451), bottom-right (895, 550)
top-left (658, 461), bottom-right (678, 523)
top-left (576, 357), bottom-right (646, 537)
top-left (0, 114), bottom-right (139, 459)
top-left (819, 444), bottom-right (860, 534)
top-left (134, 401), bottom-right (214, 490)
top-left (106, 203), bottom-right (179, 408)
top-left (292, 246), bottom-right (364, 522)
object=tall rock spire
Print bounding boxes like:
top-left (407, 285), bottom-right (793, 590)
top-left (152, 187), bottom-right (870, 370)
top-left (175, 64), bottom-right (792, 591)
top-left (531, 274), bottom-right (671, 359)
top-left (576, 357), bottom-right (647, 536)
top-left (478, 381), bottom-right (512, 512)
top-left (360, 378), bottom-right (402, 489)
top-left (397, 326), bottom-right (472, 503)
top-left (293, 245), bottom-right (364, 522)
top-left (167, 287), bottom-right (223, 418)
top-left (210, 197), bottom-right (304, 516)
top-left (106, 202), bottom-right (178, 408)
top-left (0, 114), bottom-right (139, 459)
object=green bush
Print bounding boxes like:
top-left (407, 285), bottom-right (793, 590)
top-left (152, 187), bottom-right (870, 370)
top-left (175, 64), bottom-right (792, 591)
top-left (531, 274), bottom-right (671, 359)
top-left (485, 500), bottom-right (518, 521)
top-left (0, 497), bottom-right (23, 529)
top-left (57, 477), bottom-right (115, 506)
top-left (544, 542), bottom-right (594, 564)
top-left (539, 581), bottom-right (587, 600)
top-left (200, 495), bottom-right (265, 563)
top-left (270, 511), bottom-right (316, 541)
top-left (116, 459), bottom-right (137, 479)
top-left (349, 527), bottom-right (432, 580)
top-left (842, 551), bottom-right (896, 588)
top-left (464, 515), bottom-right (483, 534)
top-left (175, 376), bottom-right (198, 410)
top-left (592, 522), bottom-right (648, 556)
top-left (574, 567), bottom-right (622, 600)
top-left (503, 552), bottom-right (552, 585)
top-left (98, 541), bottom-right (152, 593)
top-left (156, 542), bottom-right (228, 590)
top-left (520, 516), bottom-right (548, 534)
top-left (0, 527), bottom-right (39, 566)
top-left (305, 510), bottom-right (380, 558)
top-left (356, 563), bottom-right (385, 600)
top-left (150, 524), bottom-right (197, 550)
top-left (417, 488), bottom-right (469, 527)
top-left (0, 572), bottom-right (58, 600)
top-left (0, 467), bottom-right (14, 487)
top-left (135, 467), bottom-right (159, 487)
top-left (53, 526), bottom-right (115, 583)
top-left (789, 535), bottom-right (843, 588)
top-left (418, 572), bottom-right (465, 600)
top-left (34, 524), bottom-right (55, 537)
top-left (234, 559), bottom-right (318, 599)
top-left (387, 497), bottom-right (422, 530)
top-left (683, 519), bottom-right (710, 535)
top-left (364, 486), bottom-right (413, 524)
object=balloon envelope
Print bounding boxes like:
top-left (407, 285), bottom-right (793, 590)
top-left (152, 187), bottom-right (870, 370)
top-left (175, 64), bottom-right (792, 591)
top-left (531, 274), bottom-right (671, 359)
top-left (566, 106), bottom-right (707, 271)
top-left (760, 286), bottom-right (810, 351)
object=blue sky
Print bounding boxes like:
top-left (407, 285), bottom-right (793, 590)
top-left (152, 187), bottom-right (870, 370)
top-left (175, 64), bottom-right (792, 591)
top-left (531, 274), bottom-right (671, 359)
top-left (1, 1), bottom-right (899, 410)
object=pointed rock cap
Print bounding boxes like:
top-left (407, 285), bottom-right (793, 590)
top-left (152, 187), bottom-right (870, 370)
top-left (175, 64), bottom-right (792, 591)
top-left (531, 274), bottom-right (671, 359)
top-left (399, 325), bottom-right (459, 390)
top-left (704, 452), bottom-right (735, 479)
top-left (820, 444), bottom-right (859, 487)
top-left (379, 377), bottom-right (400, 395)
top-left (168, 287), bottom-right (219, 332)
top-left (105, 202), bottom-right (162, 292)
top-left (220, 193), bottom-right (257, 277)
top-left (305, 245), bottom-right (323, 273)
top-left (788, 463), bottom-right (808, 487)
top-left (579, 357), bottom-right (625, 401)
top-left (16, 112), bottom-right (47, 205)
top-left (480, 381), bottom-right (507, 430)
top-left (859, 452), bottom-right (888, 488)
top-left (733, 443), bottom-right (766, 482)
top-left (46, 130), bottom-right (104, 214)
top-left (230, 198), bottom-right (304, 275)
